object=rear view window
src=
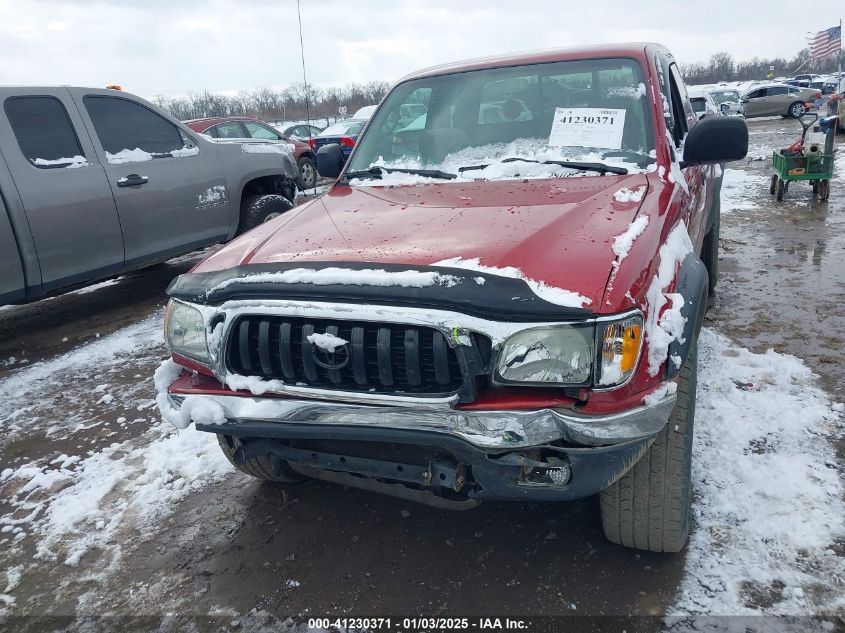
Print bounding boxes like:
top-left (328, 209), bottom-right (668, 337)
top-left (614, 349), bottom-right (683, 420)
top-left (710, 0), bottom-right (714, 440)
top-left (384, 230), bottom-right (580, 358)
top-left (5, 96), bottom-right (85, 168)
top-left (83, 95), bottom-right (184, 155)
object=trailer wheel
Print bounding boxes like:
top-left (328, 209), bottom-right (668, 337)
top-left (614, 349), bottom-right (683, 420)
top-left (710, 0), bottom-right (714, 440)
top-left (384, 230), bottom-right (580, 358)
top-left (812, 180), bottom-right (819, 194)
top-left (769, 174), bottom-right (778, 194)
top-left (776, 178), bottom-right (784, 201)
top-left (819, 179), bottom-right (830, 201)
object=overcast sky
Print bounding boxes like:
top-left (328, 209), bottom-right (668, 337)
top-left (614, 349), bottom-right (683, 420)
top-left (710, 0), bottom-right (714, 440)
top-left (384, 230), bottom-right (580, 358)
top-left (0, 0), bottom-right (841, 98)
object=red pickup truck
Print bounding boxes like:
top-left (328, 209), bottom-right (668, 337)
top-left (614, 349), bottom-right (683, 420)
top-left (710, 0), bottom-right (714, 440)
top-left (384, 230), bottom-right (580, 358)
top-left (158, 43), bottom-right (747, 552)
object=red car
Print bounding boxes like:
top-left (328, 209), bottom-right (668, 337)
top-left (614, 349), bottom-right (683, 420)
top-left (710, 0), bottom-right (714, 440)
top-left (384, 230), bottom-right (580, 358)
top-left (183, 116), bottom-right (318, 190)
top-left (160, 44), bottom-right (747, 552)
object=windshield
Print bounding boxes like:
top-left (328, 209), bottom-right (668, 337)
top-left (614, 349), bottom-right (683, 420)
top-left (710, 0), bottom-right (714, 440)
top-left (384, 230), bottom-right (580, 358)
top-left (710, 90), bottom-right (740, 104)
top-left (346, 57), bottom-right (655, 183)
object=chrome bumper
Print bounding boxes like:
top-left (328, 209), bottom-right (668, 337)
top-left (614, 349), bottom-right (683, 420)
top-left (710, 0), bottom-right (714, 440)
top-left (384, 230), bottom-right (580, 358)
top-left (169, 392), bottom-right (676, 448)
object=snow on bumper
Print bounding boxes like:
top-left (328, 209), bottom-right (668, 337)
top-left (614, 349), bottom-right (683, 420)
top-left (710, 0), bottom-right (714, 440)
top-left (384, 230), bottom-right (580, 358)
top-left (165, 391), bottom-right (676, 449)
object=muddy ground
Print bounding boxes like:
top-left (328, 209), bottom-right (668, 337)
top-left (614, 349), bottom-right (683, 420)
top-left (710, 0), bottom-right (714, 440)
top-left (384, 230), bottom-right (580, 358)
top-left (0, 117), bottom-right (843, 631)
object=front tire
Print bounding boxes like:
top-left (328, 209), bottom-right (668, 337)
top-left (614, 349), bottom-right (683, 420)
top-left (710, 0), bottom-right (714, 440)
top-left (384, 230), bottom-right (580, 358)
top-left (600, 343), bottom-right (697, 553)
top-left (295, 156), bottom-right (318, 190)
top-left (789, 102), bottom-right (806, 118)
top-left (701, 211), bottom-right (720, 296)
top-left (216, 434), bottom-right (305, 482)
top-left (237, 194), bottom-right (294, 235)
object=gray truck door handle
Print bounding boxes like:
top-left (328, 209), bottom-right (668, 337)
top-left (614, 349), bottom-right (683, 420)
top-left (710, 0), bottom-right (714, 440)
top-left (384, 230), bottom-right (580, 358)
top-left (117, 174), bottom-right (149, 187)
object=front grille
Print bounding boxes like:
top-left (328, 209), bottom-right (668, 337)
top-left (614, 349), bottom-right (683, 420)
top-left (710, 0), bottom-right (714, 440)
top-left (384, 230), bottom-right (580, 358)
top-left (226, 315), bottom-right (464, 395)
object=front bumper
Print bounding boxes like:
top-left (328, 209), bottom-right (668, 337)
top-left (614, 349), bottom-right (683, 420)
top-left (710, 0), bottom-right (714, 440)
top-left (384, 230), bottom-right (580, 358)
top-left (170, 392), bottom-right (675, 449)
top-left (171, 391), bottom-right (675, 503)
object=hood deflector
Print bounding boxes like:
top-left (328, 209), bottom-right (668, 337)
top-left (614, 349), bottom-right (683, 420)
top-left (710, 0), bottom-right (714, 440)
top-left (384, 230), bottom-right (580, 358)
top-left (167, 262), bottom-right (593, 322)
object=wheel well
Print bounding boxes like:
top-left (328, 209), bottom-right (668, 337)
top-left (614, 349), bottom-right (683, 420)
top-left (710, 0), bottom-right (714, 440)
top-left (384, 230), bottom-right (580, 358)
top-left (298, 151), bottom-right (315, 161)
top-left (240, 175), bottom-right (295, 204)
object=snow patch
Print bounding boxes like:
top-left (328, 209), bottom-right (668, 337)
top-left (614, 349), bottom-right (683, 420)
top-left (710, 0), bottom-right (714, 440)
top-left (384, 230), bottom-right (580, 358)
top-left (720, 168), bottom-right (765, 213)
top-left (241, 142), bottom-right (294, 156)
top-left (613, 186), bottom-right (646, 203)
top-left (644, 223), bottom-right (693, 376)
top-left (612, 215), bottom-right (649, 260)
top-left (642, 380), bottom-right (677, 407)
top-left (32, 156), bottom-right (89, 169)
top-left (207, 267), bottom-right (460, 295)
top-left (306, 332), bottom-right (348, 352)
top-left (432, 257), bottom-right (591, 308)
top-left (672, 328), bottom-right (845, 616)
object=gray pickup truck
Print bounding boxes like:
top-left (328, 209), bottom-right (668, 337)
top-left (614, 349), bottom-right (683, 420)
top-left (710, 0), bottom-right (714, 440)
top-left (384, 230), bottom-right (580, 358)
top-left (0, 87), bottom-right (299, 305)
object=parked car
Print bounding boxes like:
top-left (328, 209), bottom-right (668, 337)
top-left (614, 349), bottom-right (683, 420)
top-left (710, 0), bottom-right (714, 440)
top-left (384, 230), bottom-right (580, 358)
top-left (160, 44), bottom-right (748, 552)
top-left (0, 87), bottom-right (298, 305)
top-left (707, 88), bottom-right (745, 116)
top-left (741, 83), bottom-right (815, 118)
top-left (309, 119), bottom-right (367, 162)
top-left (184, 116), bottom-right (318, 190)
top-left (282, 123), bottom-right (323, 141)
top-left (687, 88), bottom-right (721, 119)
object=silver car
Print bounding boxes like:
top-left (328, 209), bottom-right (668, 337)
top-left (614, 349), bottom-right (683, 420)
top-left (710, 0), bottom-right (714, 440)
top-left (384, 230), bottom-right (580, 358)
top-left (741, 83), bottom-right (814, 118)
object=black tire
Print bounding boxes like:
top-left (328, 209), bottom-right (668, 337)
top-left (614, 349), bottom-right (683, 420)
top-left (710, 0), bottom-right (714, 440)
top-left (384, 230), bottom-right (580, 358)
top-left (600, 344), bottom-right (698, 553)
top-left (295, 156), bottom-right (318, 190)
top-left (812, 180), bottom-right (819, 194)
top-left (788, 102), bottom-right (806, 118)
top-left (238, 194), bottom-right (293, 235)
top-left (819, 179), bottom-right (830, 201)
top-left (769, 174), bottom-right (778, 195)
top-left (701, 211), bottom-right (720, 296)
top-left (216, 434), bottom-right (305, 482)
top-left (776, 178), bottom-right (784, 201)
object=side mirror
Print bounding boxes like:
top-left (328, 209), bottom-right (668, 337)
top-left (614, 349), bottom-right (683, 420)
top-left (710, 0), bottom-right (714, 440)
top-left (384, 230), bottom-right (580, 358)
top-left (316, 143), bottom-right (345, 179)
top-left (680, 116), bottom-right (748, 168)
top-left (741, 98), bottom-right (750, 104)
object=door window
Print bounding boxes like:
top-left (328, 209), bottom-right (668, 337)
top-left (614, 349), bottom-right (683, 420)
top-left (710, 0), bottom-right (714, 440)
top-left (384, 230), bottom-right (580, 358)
top-left (745, 89), bottom-right (766, 99)
top-left (5, 96), bottom-right (86, 168)
top-left (768, 86), bottom-right (788, 96)
top-left (83, 95), bottom-right (186, 155)
top-left (243, 121), bottom-right (280, 140)
top-left (211, 121), bottom-right (246, 138)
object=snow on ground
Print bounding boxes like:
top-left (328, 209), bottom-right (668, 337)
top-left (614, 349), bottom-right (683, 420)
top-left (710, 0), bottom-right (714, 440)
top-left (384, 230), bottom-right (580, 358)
top-left (0, 313), bottom-right (163, 438)
top-left (0, 305), bottom-right (843, 618)
top-left (671, 328), bottom-right (844, 619)
top-left (721, 168), bottom-right (766, 213)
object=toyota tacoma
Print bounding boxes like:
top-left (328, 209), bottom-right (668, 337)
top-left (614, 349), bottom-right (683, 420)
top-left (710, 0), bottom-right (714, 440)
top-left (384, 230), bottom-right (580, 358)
top-left (158, 43), bottom-right (747, 552)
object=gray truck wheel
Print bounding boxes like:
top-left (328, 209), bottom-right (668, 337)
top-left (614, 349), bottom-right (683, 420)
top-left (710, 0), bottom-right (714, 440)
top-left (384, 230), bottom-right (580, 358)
top-left (216, 434), bottom-right (305, 483)
top-left (238, 194), bottom-right (293, 235)
top-left (701, 211), bottom-right (720, 295)
top-left (296, 156), bottom-right (318, 190)
top-left (599, 343), bottom-right (697, 553)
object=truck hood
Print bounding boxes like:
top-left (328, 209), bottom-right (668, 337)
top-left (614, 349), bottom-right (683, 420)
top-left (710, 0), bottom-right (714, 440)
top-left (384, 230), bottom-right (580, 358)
top-left (195, 175), bottom-right (651, 312)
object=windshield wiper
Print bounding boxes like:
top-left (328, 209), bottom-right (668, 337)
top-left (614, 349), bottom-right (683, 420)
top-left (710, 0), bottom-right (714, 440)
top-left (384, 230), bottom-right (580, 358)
top-left (343, 165), bottom-right (457, 182)
top-left (458, 156), bottom-right (628, 175)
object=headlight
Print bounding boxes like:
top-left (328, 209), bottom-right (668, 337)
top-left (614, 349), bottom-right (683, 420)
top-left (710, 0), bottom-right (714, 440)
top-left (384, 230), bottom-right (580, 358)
top-left (496, 326), bottom-right (593, 385)
top-left (595, 314), bottom-right (643, 388)
top-left (164, 300), bottom-right (209, 363)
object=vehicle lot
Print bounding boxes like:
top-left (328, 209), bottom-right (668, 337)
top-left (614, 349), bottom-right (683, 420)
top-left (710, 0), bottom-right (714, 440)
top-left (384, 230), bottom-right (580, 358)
top-left (0, 117), bottom-right (843, 628)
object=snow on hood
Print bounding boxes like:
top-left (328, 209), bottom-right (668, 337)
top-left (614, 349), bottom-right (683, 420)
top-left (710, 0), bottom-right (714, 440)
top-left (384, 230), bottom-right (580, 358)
top-left (431, 256), bottom-right (590, 308)
top-left (193, 175), bottom-right (653, 313)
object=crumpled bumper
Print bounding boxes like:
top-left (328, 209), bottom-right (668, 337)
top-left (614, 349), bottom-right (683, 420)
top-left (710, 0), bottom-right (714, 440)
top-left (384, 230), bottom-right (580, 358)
top-left (168, 392), bottom-right (676, 449)
top-left (176, 392), bottom-right (676, 503)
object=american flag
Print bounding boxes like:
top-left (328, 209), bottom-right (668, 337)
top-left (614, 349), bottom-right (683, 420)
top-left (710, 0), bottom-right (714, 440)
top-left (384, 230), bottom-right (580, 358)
top-left (809, 25), bottom-right (841, 60)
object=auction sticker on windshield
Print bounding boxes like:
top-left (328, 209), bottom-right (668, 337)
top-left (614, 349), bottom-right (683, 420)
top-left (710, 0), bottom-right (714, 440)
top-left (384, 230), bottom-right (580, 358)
top-left (548, 108), bottom-right (626, 149)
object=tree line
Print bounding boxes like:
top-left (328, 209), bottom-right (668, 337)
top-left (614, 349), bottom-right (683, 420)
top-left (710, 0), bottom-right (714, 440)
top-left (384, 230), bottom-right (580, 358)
top-left (680, 49), bottom-right (844, 85)
top-left (153, 80), bottom-right (391, 124)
